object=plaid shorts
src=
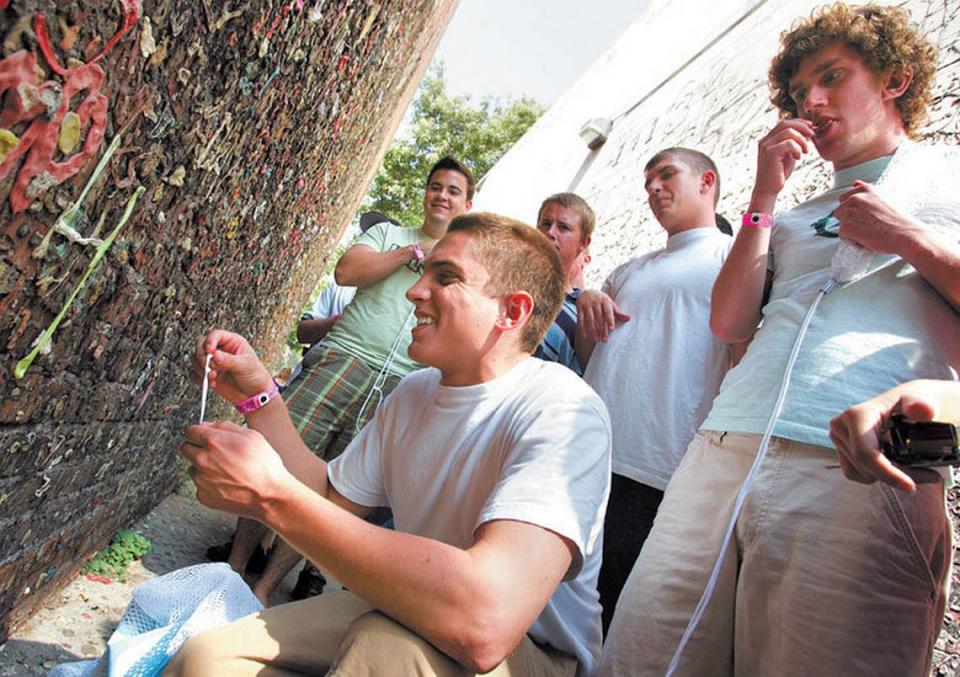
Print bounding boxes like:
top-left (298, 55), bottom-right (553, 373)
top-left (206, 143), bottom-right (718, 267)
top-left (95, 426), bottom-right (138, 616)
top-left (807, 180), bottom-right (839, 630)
top-left (283, 345), bottom-right (402, 461)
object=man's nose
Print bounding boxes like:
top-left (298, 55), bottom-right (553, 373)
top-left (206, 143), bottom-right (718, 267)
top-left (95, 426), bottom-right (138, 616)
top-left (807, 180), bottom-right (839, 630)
top-left (406, 278), bottom-right (428, 302)
top-left (802, 86), bottom-right (826, 113)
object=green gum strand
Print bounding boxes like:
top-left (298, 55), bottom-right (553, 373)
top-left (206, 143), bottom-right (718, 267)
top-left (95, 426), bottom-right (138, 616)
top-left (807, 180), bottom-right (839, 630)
top-left (33, 134), bottom-right (124, 259)
top-left (14, 185), bottom-right (146, 380)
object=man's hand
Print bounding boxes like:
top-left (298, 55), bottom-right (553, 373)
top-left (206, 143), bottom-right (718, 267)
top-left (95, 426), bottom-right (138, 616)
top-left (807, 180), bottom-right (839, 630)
top-left (750, 119), bottom-right (815, 212)
top-left (181, 421), bottom-right (294, 519)
top-left (835, 180), bottom-right (922, 255)
top-left (577, 289), bottom-right (629, 343)
top-left (828, 380), bottom-right (953, 492)
top-left (417, 238), bottom-right (438, 258)
top-left (194, 330), bottom-right (274, 406)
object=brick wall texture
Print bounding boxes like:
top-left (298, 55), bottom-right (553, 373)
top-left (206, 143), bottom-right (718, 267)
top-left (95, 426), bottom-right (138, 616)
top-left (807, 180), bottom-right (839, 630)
top-left (0, 0), bottom-right (456, 638)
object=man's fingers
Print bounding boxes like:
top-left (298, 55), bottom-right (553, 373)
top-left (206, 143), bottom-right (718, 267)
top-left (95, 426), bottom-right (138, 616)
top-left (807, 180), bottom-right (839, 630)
top-left (838, 182), bottom-right (870, 203)
top-left (898, 396), bottom-right (938, 422)
top-left (613, 309), bottom-right (631, 322)
top-left (873, 454), bottom-right (917, 492)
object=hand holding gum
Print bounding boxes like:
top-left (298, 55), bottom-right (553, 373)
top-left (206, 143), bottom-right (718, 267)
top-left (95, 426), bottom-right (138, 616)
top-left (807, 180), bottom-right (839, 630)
top-left (199, 354), bottom-right (212, 424)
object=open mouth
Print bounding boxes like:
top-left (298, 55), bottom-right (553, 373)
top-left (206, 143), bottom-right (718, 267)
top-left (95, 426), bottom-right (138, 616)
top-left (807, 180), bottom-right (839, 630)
top-left (415, 316), bottom-right (436, 327)
top-left (809, 116), bottom-right (835, 139)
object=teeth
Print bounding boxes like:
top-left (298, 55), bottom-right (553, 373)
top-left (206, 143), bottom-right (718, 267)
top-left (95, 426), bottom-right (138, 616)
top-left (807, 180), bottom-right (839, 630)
top-left (416, 317), bottom-right (435, 326)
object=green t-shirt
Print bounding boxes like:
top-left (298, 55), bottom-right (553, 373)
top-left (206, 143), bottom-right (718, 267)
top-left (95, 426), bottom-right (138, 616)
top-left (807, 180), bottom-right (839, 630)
top-left (322, 222), bottom-right (429, 377)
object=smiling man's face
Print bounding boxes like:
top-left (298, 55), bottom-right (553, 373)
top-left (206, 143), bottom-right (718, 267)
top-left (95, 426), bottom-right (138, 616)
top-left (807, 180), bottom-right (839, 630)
top-left (405, 231), bottom-right (503, 386)
top-left (422, 169), bottom-right (471, 229)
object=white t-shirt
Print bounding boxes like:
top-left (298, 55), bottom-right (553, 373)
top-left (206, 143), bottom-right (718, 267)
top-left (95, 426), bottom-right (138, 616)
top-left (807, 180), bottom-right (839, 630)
top-left (584, 227), bottom-right (732, 490)
top-left (703, 145), bottom-right (960, 448)
top-left (328, 357), bottom-right (612, 676)
top-left (303, 281), bottom-right (356, 320)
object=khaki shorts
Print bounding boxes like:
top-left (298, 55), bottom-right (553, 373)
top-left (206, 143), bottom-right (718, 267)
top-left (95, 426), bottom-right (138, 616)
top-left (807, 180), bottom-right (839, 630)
top-left (601, 431), bottom-right (952, 677)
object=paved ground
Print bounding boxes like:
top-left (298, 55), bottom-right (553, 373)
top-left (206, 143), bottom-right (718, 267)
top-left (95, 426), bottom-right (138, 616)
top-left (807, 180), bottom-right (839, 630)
top-left (0, 483), bottom-right (307, 676)
top-left (1, 485), bottom-right (959, 675)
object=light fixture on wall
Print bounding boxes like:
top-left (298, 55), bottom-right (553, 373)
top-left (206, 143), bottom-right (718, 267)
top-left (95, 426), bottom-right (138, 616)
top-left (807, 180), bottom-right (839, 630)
top-left (579, 118), bottom-right (612, 150)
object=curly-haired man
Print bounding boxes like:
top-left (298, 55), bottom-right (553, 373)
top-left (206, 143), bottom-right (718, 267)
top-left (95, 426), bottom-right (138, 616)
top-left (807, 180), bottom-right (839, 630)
top-left (601, 4), bottom-right (960, 675)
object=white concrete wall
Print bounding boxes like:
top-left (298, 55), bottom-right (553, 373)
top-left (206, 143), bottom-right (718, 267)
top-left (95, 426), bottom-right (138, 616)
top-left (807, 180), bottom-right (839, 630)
top-left (473, 0), bottom-right (960, 285)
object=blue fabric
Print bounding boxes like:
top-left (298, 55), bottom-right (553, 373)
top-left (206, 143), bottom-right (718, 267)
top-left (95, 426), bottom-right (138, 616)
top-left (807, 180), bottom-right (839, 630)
top-left (534, 289), bottom-right (582, 375)
top-left (49, 563), bottom-right (263, 677)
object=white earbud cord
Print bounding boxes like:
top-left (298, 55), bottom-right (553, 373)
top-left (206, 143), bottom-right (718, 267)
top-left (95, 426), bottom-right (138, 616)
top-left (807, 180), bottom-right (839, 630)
top-left (355, 305), bottom-right (416, 433)
top-left (665, 229), bottom-right (904, 675)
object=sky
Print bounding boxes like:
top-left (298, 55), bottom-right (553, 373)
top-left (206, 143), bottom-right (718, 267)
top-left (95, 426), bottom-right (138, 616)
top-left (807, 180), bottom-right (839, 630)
top-left (432, 0), bottom-right (653, 106)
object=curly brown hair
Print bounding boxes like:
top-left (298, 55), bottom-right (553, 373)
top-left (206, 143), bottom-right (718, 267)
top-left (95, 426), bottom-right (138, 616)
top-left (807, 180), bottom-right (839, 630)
top-left (769, 3), bottom-right (937, 136)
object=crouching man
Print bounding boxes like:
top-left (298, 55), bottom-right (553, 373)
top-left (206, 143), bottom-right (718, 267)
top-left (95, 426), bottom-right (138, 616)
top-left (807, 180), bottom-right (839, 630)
top-left (168, 213), bottom-right (611, 676)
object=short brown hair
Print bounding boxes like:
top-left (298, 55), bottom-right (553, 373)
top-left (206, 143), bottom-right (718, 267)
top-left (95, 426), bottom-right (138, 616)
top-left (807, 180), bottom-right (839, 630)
top-left (537, 193), bottom-right (597, 244)
top-left (644, 147), bottom-right (722, 207)
top-left (769, 3), bottom-right (937, 136)
top-left (447, 213), bottom-right (564, 353)
top-left (427, 156), bottom-right (476, 200)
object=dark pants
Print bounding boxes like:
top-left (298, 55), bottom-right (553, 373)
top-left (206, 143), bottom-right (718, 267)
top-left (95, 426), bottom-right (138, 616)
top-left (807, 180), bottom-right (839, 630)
top-left (598, 473), bottom-right (664, 637)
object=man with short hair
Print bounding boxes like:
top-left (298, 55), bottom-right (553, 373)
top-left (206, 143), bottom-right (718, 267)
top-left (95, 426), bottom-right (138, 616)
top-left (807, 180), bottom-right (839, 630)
top-left (601, 5), bottom-right (960, 675)
top-left (228, 157), bottom-right (475, 604)
top-left (170, 214), bottom-right (611, 676)
top-left (534, 192), bottom-right (596, 375)
top-left (576, 147), bottom-right (733, 635)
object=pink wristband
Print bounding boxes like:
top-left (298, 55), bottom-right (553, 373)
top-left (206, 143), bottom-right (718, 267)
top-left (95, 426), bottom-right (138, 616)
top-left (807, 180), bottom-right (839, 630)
top-left (235, 380), bottom-right (280, 414)
top-left (411, 243), bottom-right (425, 262)
top-left (741, 212), bottom-right (774, 229)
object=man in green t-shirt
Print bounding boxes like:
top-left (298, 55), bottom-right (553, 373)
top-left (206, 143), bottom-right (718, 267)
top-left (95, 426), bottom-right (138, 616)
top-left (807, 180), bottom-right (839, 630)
top-left (227, 156), bottom-right (474, 605)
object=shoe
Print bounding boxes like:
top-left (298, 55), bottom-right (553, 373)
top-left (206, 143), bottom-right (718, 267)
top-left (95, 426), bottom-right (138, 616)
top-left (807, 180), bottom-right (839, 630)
top-left (290, 566), bottom-right (326, 600)
top-left (206, 540), bottom-right (270, 575)
top-left (206, 540), bottom-right (233, 562)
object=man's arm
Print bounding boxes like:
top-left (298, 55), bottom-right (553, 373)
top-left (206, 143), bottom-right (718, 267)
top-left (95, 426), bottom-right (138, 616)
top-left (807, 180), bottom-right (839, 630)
top-left (711, 118), bottom-right (814, 343)
top-left (575, 289), bottom-right (629, 366)
top-left (335, 239), bottom-right (435, 287)
top-left (835, 180), bottom-right (960, 311)
top-left (195, 330), bottom-right (327, 487)
top-left (829, 379), bottom-right (960, 492)
top-left (296, 315), bottom-right (339, 344)
top-left (180, 422), bottom-right (573, 673)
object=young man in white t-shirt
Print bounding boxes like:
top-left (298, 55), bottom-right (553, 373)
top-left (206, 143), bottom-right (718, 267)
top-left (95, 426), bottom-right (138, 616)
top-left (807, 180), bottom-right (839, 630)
top-left (226, 158), bottom-right (474, 605)
top-left (170, 213), bottom-right (611, 676)
top-left (575, 147), bottom-right (733, 635)
top-left (601, 5), bottom-right (960, 676)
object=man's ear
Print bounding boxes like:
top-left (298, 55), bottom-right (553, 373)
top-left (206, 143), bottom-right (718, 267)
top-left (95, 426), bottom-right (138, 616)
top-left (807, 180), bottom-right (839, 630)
top-left (465, 199), bottom-right (474, 212)
top-left (700, 170), bottom-right (717, 194)
top-left (580, 234), bottom-right (592, 253)
top-left (883, 67), bottom-right (913, 100)
top-left (497, 291), bottom-right (534, 331)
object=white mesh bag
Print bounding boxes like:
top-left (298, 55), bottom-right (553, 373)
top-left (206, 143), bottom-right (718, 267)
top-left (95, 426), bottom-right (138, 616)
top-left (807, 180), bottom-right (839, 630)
top-left (49, 563), bottom-right (263, 677)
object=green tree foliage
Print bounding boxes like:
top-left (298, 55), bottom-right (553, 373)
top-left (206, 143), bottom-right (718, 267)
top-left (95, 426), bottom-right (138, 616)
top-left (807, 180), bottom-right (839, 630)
top-left (366, 65), bottom-right (544, 226)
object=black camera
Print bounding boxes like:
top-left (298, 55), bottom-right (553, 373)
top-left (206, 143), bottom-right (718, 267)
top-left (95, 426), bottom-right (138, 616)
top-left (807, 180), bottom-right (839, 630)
top-left (880, 415), bottom-right (960, 468)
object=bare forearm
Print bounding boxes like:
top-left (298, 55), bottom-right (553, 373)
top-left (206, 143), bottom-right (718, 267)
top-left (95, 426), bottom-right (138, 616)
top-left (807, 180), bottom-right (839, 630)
top-left (335, 245), bottom-right (415, 286)
top-left (574, 325), bottom-right (596, 367)
top-left (898, 224), bottom-right (960, 312)
top-left (711, 227), bottom-right (772, 343)
top-left (297, 316), bottom-right (339, 344)
top-left (264, 485), bottom-right (521, 670)
top-left (245, 400), bottom-right (328, 491)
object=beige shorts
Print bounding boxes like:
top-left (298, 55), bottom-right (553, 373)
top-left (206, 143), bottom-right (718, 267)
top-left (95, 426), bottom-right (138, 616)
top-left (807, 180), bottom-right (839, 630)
top-left (165, 589), bottom-right (577, 676)
top-left (601, 431), bottom-right (952, 677)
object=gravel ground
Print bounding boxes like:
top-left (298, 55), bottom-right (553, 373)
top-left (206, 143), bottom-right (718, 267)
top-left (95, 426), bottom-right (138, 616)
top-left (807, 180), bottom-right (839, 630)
top-left (1, 486), bottom-right (958, 676)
